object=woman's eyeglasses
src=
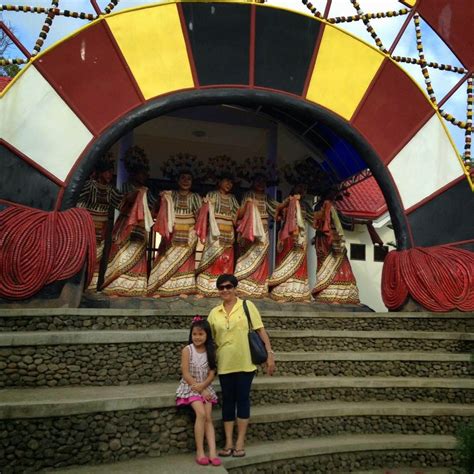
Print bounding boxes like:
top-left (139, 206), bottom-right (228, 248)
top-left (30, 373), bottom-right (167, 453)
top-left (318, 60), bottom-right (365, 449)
top-left (218, 284), bottom-right (234, 291)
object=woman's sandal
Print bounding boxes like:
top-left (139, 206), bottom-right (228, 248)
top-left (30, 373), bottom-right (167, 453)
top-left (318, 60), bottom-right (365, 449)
top-left (209, 458), bottom-right (222, 466)
top-left (232, 449), bottom-right (246, 457)
top-left (196, 456), bottom-right (209, 465)
top-left (218, 447), bottom-right (234, 457)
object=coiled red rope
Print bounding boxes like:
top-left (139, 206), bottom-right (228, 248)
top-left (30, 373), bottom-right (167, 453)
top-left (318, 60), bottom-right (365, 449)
top-left (382, 246), bottom-right (474, 311)
top-left (0, 206), bottom-right (96, 300)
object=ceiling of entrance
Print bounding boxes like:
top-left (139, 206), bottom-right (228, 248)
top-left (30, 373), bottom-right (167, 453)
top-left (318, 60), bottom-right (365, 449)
top-left (132, 104), bottom-right (368, 190)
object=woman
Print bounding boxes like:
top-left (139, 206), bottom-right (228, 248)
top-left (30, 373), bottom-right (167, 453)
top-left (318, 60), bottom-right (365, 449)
top-left (148, 171), bottom-right (202, 297)
top-left (207, 274), bottom-right (275, 458)
top-left (101, 147), bottom-right (155, 297)
top-left (268, 183), bottom-right (311, 302)
top-left (196, 174), bottom-right (240, 297)
top-left (312, 193), bottom-right (360, 304)
top-left (234, 173), bottom-right (278, 298)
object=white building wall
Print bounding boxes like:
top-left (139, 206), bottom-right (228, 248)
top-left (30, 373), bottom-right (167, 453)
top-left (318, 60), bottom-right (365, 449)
top-left (343, 218), bottom-right (395, 312)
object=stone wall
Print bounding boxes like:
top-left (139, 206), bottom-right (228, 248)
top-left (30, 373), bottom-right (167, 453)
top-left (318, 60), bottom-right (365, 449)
top-left (0, 343), bottom-right (182, 387)
top-left (1, 314), bottom-right (472, 332)
top-left (247, 415), bottom-right (465, 441)
top-left (250, 386), bottom-right (474, 405)
top-left (228, 450), bottom-right (456, 473)
top-left (0, 407), bottom-right (200, 473)
top-left (0, 406), bottom-right (466, 473)
top-left (2, 343), bottom-right (472, 387)
top-left (271, 360), bottom-right (472, 378)
top-left (272, 337), bottom-right (473, 353)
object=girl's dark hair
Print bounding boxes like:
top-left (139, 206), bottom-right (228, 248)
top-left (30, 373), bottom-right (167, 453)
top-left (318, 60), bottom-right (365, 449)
top-left (189, 319), bottom-right (217, 371)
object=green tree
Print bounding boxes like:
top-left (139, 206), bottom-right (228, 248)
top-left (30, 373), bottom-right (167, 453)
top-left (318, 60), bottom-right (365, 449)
top-left (1, 63), bottom-right (20, 77)
top-left (1, 23), bottom-right (21, 78)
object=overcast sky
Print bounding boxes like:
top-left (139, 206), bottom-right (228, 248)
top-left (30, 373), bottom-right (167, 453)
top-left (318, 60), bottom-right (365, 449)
top-left (1, 0), bottom-right (468, 152)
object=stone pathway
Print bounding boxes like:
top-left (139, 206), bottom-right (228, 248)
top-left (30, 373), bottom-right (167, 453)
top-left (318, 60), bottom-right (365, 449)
top-left (47, 453), bottom-right (227, 473)
top-left (48, 434), bottom-right (456, 473)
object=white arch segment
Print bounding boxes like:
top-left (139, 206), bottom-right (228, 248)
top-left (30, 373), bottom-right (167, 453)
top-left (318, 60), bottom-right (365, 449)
top-left (0, 66), bottom-right (93, 182)
top-left (388, 115), bottom-right (464, 211)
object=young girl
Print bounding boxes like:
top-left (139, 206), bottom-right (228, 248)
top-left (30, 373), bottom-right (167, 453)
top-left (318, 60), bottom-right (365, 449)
top-left (176, 317), bottom-right (221, 466)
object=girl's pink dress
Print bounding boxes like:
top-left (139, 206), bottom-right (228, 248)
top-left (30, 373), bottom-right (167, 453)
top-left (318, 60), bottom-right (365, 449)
top-left (176, 344), bottom-right (218, 406)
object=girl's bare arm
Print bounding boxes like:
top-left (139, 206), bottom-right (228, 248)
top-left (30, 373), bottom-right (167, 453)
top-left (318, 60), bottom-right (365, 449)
top-left (181, 347), bottom-right (198, 386)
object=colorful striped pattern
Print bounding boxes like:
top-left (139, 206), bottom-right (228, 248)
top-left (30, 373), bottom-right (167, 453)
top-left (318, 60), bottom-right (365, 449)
top-left (0, 1), bottom-right (464, 217)
top-left (306, 25), bottom-right (384, 120)
top-left (106, 4), bottom-right (194, 100)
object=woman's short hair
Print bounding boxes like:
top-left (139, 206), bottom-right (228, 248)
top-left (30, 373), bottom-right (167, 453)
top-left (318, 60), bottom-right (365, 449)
top-left (216, 274), bottom-right (238, 288)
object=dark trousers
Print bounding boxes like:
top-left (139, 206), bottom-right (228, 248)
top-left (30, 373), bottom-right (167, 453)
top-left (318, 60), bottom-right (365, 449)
top-left (219, 371), bottom-right (255, 421)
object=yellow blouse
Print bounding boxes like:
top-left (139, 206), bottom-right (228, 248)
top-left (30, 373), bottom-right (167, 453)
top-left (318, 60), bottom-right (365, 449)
top-left (207, 298), bottom-right (264, 375)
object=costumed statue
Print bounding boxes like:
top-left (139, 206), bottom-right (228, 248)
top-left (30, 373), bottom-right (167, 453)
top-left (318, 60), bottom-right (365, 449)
top-left (234, 158), bottom-right (279, 297)
top-left (101, 146), bottom-right (155, 297)
top-left (147, 154), bottom-right (204, 298)
top-left (195, 156), bottom-right (240, 297)
top-left (311, 189), bottom-right (360, 305)
top-left (269, 182), bottom-right (312, 302)
top-left (76, 153), bottom-right (123, 290)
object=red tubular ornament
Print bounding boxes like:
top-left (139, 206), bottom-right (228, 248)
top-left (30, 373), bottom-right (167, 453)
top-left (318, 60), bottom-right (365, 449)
top-left (382, 245), bottom-right (474, 312)
top-left (0, 206), bottom-right (96, 300)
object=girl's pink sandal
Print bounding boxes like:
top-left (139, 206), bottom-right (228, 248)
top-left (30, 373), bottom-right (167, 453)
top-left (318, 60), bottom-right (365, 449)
top-left (210, 457), bottom-right (222, 466)
top-left (196, 457), bottom-right (209, 465)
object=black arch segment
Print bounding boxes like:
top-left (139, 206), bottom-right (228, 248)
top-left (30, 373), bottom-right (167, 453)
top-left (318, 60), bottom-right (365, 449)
top-left (61, 88), bottom-right (411, 250)
top-left (408, 179), bottom-right (474, 247)
top-left (255, 8), bottom-right (320, 95)
top-left (0, 144), bottom-right (59, 211)
top-left (181, 3), bottom-right (250, 86)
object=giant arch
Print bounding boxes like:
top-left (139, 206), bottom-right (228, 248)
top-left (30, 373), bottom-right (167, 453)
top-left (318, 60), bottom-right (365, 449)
top-left (1, 1), bottom-right (472, 309)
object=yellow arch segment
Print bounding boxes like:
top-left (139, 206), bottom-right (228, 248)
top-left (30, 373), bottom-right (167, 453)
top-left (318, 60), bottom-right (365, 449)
top-left (306, 26), bottom-right (384, 121)
top-left (106, 4), bottom-right (194, 100)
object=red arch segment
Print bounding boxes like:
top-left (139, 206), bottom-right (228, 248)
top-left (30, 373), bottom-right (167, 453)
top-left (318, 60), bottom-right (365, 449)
top-left (351, 59), bottom-right (435, 164)
top-left (35, 22), bottom-right (143, 136)
top-left (417, 0), bottom-right (474, 69)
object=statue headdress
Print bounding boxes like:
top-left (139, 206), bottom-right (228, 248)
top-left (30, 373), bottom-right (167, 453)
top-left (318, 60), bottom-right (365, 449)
top-left (95, 151), bottom-right (115, 173)
top-left (205, 155), bottom-right (239, 182)
top-left (161, 153), bottom-right (206, 181)
top-left (238, 156), bottom-right (279, 186)
top-left (282, 156), bottom-right (330, 194)
top-left (124, 146), bottom-right (149, 174)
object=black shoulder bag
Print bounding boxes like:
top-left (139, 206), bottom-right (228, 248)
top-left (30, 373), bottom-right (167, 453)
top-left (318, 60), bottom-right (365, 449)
top-left (243, 300), bottom-right (268, 365)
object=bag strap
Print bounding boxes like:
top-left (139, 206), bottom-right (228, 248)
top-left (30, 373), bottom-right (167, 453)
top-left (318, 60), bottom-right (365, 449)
top-left (242, 300), bottom-right (253, 332)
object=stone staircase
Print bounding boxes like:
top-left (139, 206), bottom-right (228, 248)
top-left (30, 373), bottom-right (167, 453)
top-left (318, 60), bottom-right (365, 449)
top-left (0, 304), bottom-right (473, 473)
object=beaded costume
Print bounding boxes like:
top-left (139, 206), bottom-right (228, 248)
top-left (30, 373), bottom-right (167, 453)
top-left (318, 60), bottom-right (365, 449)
top-left (148, 191), bottom-right (202, 297)
top-left (196, 191), bottom-right (239, 297)
top-left (311, 200), bottom-right (360, 304)
top-left (76, 178), bottom-right (122, 290)
top-left (234, 191), bottom-right (278, 298)
top-left (269, 196), bottom-right (311, 302)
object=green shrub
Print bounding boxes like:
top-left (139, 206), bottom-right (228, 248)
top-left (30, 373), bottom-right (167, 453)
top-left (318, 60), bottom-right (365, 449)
top-left (456, 418), bottom-right (474, 473)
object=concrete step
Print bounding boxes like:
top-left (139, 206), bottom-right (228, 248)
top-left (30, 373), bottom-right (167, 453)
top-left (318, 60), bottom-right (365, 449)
top-left (2, 328), bottom-right (472, 350)
top-left (273, 351), bottom-right (472, 379)
top-left (271, 329), bottom-right (474, 353)
top-left (245, 401), bottom-right (473, 443)
top-left (250, 375), bottom-right (474, 404)
top-left (44, 434), bottom-right (459, 474)
top-left (221, 434), bottom-right (458, 472)
top-left (2, 377), bottom-right (473, 419)
top-left (351, 470), bottom-right (451, 474)
top-left (46, 453), bottom-right (227, 473)
top-left (1, 382), bottom-right (470, 470)
top-left (1, 308), bottom-right (473, 332)
top-left (2, 328), bottom-right (472, 387)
